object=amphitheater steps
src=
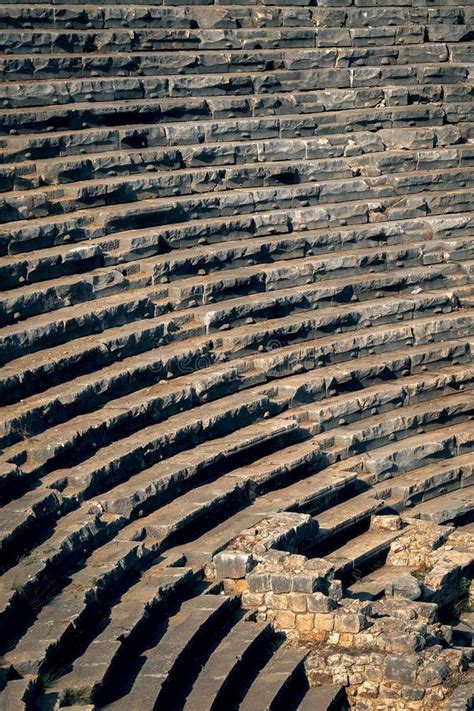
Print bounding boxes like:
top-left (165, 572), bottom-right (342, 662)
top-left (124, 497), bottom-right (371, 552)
top-left (0, 297), bottom-right (469, 475)
top-left (327, 526), bottom-right (403, 581)
top-left (50, 566), bottom-right (196, 706)
top-left (103, 594), bottom-right (239, 711)
top-left (408, 486), bottom-right (474, 524)
top-left (239, 645), bottom-right (309, 711)
top-left (3, 537), bottom-right (148, 675)
top-left (183, 616), bottom-right (271, 710)
top-left (3, 375), bottom-right (470, 682)
top-left (0, 330), bottom-right (465, 504)
top-left (1, 133), bottom-right (469, 195)
top-left (3, 148), bottom-right (473, 225)
top-left (297, 685), bottom-right (349, 711)
top-left (0, 279), bottom-right (467, 440)
top-left (0, 0), bottom-right (472, 706)
top-left (1, 241), bottom-right (464, 355)
top-left (0, 5), bottom-right (469, 30)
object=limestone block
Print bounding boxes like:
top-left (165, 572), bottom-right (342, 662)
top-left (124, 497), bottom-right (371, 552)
top-left (384, 655), bottom-right (419, 685)
top-left (248, 572), bottom-right (270, 593)
top-left (314, 613), bottom-right (335, 632)
top-left (296, 613), bottom-right (315, 633)
top-left (288, 593), bottom-right (308, 613)
top-left (307, 593), bottom-right (335, 613)
top-left (274, 609), bottom-right (296, 630)
top-left (334, 612), bottom-right (367, 634)
top-left (213, 551), bottom-right (254, 579)
top-left (385, 573), bottom-right (422, 601)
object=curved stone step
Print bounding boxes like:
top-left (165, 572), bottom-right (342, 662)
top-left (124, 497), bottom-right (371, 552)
top-left (239, 644), bottom-right (308, 711)
top-left (0, 66), bottom-right (469, 111)
top-left (408, 484), bottom-right (474, 524)
top-left (297, 685), bottom-right (348, 711)
top-left (2, 127), bottom-right (465, 194)
top-left (183, 617), bottom-right (271, 710)
top-left (0, 0), bottom-right (472, 704)
top-left (104, 594), bottom-right (238, 711)
top-left (0, 4), bottom-right (468, 32)
top-left (55, 565), bottom-right (196, 706)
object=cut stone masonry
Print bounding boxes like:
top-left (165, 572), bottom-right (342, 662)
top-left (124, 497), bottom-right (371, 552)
top-left (0, 0), bottom-right (472, 709)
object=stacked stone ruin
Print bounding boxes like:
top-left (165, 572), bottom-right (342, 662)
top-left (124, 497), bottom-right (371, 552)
top-left (0, 0), bottom-right (473, 709)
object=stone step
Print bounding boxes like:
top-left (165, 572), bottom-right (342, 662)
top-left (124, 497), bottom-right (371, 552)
top-left (183, 617), bottom-right (271, 710)
top-left (126, 391), bottom-right (472, 547)
top-left (1, 180), bottom-right (472, 270)
top-left (0, 0), bottom-right (472, 703)
top-left (217, 291), bottom-right (470, 359)
top-left (96, 418), bottom-right (298, 519)
top-left (0, 420), bottom-right (466, 688)
top-left (0, 91), bottom-right (457, 140)
top-left (0, 261), bottom-right (153, 326)
top-left (105, 594), bottom-right (238, 711)
top-left (388, 451), bottom-right (474, 506)
top-left (2, 147), bottom-right (471, 229)
top-left (0, 227), bottom-right (467, 332)
top-left (2, 128), bottom-right (467, 194)
top-left (1, 207), bottom-right (467, 299)
top-left (22, 387), bottom-right (276, 488)
top-left (2, 24), bottom-right (452, 57)
top-left (0, 287), bottom-right (169, 365)
top-left (1, 292), bottom-right (462, 476)
top-left (2, 144), bottom-right (470, 222)
top-left (0, 487), bottom-right (62, 568)
top-left (330, 391), bottom-right (473, 452)
top-left (0, 242), bottom-right (467, 367)
top-left (2, 203), bottom-right (471, 289)
top-left (242, 310), bottom-right (472, 377)
top-left (166, 420), bottom-right (472, 569)
top-left (55, 566), bottom-right (195, 705)
top-left (0, 282), bottom-right (465, 415)
top-left (117, 442), bottom-right (313, 549)
top-left (2, 43), bottom-right (470, 86)
top-left (347, 558), bottom-right (422, 600)
top-left (0, 678), bottom-right (37, 711)
top-left (178, 262), bottom-right (468, 327)
top-left (353, 419), bottom-right (474, 485)
top-left (408, 485), bottom-right (474, 524)
top-left (4, 538), bottom-right (146, 674)
top-left (2, 150), bottom-right (472, 230)
top-left (2, 116), bottom-right (468, 169)
top-left (0, 5), bottom-right (469, 31)
top-left (297, 685), bottom-right (348, 711)
top-left (300, 362), bottom-right (474, 432)
top-left (0, 506), bottom-right (123, 636)
top-left (1, 417), bottom-right (296, 568)
top-left (327, 526), bottom-right (403, 578)
top-left (313, 491), bottom-right (386, 548)
top-left (0, 64), bottom-right (470, 110)
top-left (239, 644), bottom-right (308, 711)
top-left (1, 0), bottom-right (466, 6)
top-left (0, 260), bottom-right (462, 402)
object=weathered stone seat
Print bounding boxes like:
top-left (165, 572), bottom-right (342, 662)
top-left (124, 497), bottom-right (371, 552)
top-left (105, 594), bottom-right (238, 711)
top-left (408, 486), bottom-right (474, 525)
top-left (56, 566), bottom-right (195, 706)
top-left (239, 645), bottom-right (308, 711)
top-left (4, 538), bottom-right (146, 675)
top-left (183, 616), bottom-right (271, 710)
top-left (0, 0), bottom-right (472, 705)
top-left (297, 685), bottom-right (348, 711)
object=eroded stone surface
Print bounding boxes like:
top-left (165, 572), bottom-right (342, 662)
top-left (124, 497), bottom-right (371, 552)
top-left (0, 0), bottom-right (472, 709)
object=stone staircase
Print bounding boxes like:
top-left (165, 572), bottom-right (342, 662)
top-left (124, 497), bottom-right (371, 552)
top-left (0, 0), bottom-right (472, 709)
